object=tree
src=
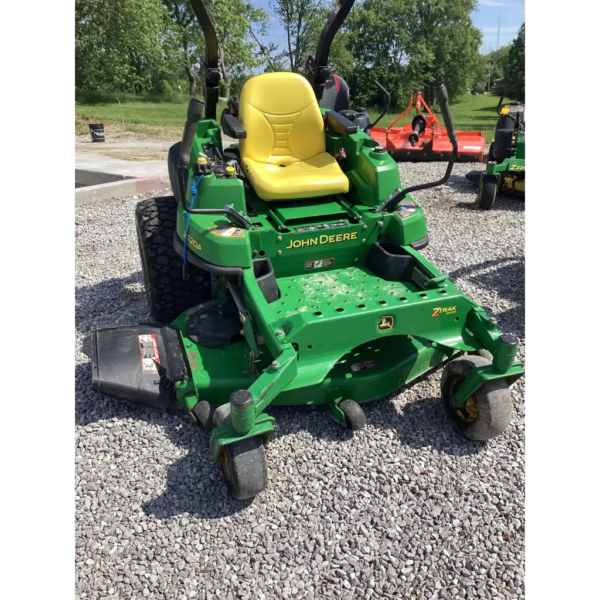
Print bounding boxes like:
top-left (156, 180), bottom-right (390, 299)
top-left (504, 23), bottom-right (525, 102)
top-left (347, 0), bottom-right (481, 109)
top-left (271, 0), bottom-right (325, 73)
top-left (216, 0), bottom-right (271, 96)
top-left (75, 0), bottom-right (168, 93)
top-left (162, 1), bottom-right (202, 96)
top-left (163, 0), bottom-right (270, 97)
top-left (470, 45), bottom-right (510, 93)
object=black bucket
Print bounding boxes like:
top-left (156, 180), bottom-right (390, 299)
top-left (89, 123), bottom-right (105, 142)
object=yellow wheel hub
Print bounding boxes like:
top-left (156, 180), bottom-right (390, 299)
top-left (459, 396), bottom-right (479, 422)
top-left (450, 378), bottom-right (479, 423)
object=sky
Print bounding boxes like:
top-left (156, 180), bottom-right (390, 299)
top-left (250, 0), bottom-right (525, 55)
top-left (472, 0), bottom-right (524, 53)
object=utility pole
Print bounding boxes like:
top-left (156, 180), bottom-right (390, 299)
top-left (496, 15), bottom-right (501, 51)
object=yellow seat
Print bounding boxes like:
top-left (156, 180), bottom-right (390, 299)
top-left (239, 72), bottom-right (349, 201)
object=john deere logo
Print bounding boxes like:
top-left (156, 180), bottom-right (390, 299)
top-left (378, 316), bottom-right (394, 331)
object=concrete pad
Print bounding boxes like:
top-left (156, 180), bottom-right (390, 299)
top-left (74, 136), bottom-right (237, 204)
top-left (75, 149), bottom-right (171, 204)
top-left (75, 174), bottom-right (171, 205)
top-left (76, 152), bottom-right (168, 177)
top-left (76, 169), bottom-right (132, 188)
top-left (76, 141), bottom-right (175, 162)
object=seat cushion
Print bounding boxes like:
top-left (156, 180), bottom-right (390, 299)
top-left (242, 152), bottom-right (349, 201)
top-left (238, 72), bottom-right (349, 201)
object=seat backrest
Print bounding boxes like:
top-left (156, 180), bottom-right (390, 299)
top-left (320, 75), bottom-right (351, 112)
top-left (239, 72), bottom-right (325, 167)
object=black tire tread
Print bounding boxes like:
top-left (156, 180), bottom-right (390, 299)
top-left (135, 196), bottom-right (211, 323)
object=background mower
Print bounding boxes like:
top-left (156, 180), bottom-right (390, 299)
top-left (369, 89), bottom-right (486, 162)
top-left (82, 0), bottom-right (524, 500)
top-left (466, 88), bottom-right (525, 210)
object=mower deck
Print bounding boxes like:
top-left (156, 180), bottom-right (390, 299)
top-left (169, 319), bottom-right (454, 409)
top-left (167, 252), bottom-right (496, 415)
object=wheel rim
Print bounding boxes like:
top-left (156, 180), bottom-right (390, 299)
top-left (450, 378), bottom-right (479, 423)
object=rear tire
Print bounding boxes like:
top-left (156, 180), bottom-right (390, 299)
top-left (136, 196), bottom-right (211, 323)
top-left (441, 355), bottom-right (513, 441)
top-left (167, 142), bottom-right (188, 205)
top-left (479, 177), bottom-right (498, 210)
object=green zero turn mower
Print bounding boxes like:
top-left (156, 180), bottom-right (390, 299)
top-left (82, 0), bottom-right (524, 499)
top-left (466, 88), bottom-right (525, 210)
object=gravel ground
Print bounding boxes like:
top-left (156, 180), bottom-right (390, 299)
top-left (75, 162), bottom-right (524, 600)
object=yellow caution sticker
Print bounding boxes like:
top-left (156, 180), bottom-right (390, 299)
top-left (209, 225), bottom-right (246, 238)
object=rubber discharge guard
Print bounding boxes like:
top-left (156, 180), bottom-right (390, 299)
top-left (82, 325), bottom-right (188, 410)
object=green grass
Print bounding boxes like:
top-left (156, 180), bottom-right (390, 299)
top-left (371, 93), bottom-right (513, 143)
top-left (75, 100), bottom-right (228, 138)
top-left (76, 93), bottom-right (510, 143)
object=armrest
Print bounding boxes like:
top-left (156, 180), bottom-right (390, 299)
top-left (325, 110), bottom-right (358, 135)
top-left (221, 112), bottom-right (247, 139)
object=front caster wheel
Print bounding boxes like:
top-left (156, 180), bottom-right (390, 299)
top-left (338, 399), bottom-right (367, 431)
top-left (190, 401), bottom-right (215, 432)
top-left (441, 355), bottom-right (513, 441)
top-left (213, 403), bottom-right (231, 427)
top-left (220, 436), bottom-right (268, 500)
top-left (469, 348), bottom-right (493, 362)
top-left (212, 403), bottom-right (267, 499)
top-left (479, 176), bottom-right (498, 210)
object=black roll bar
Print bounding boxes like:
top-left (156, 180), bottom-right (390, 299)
top-left (306, 0), bottom-right (356, 101)
top-left (189, 0), bottom-right (222, 120)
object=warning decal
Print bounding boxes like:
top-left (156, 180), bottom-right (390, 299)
top-left (305, 257), bottom-right (335, 270)
top-left (209, 225), bottom-right (246, 237)
top-left (349, 360), bottom-right (378, 373)
top-left (397, 199), bottom-right (417, 219)
top-left (138, 334), bottom-right (160, 372)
